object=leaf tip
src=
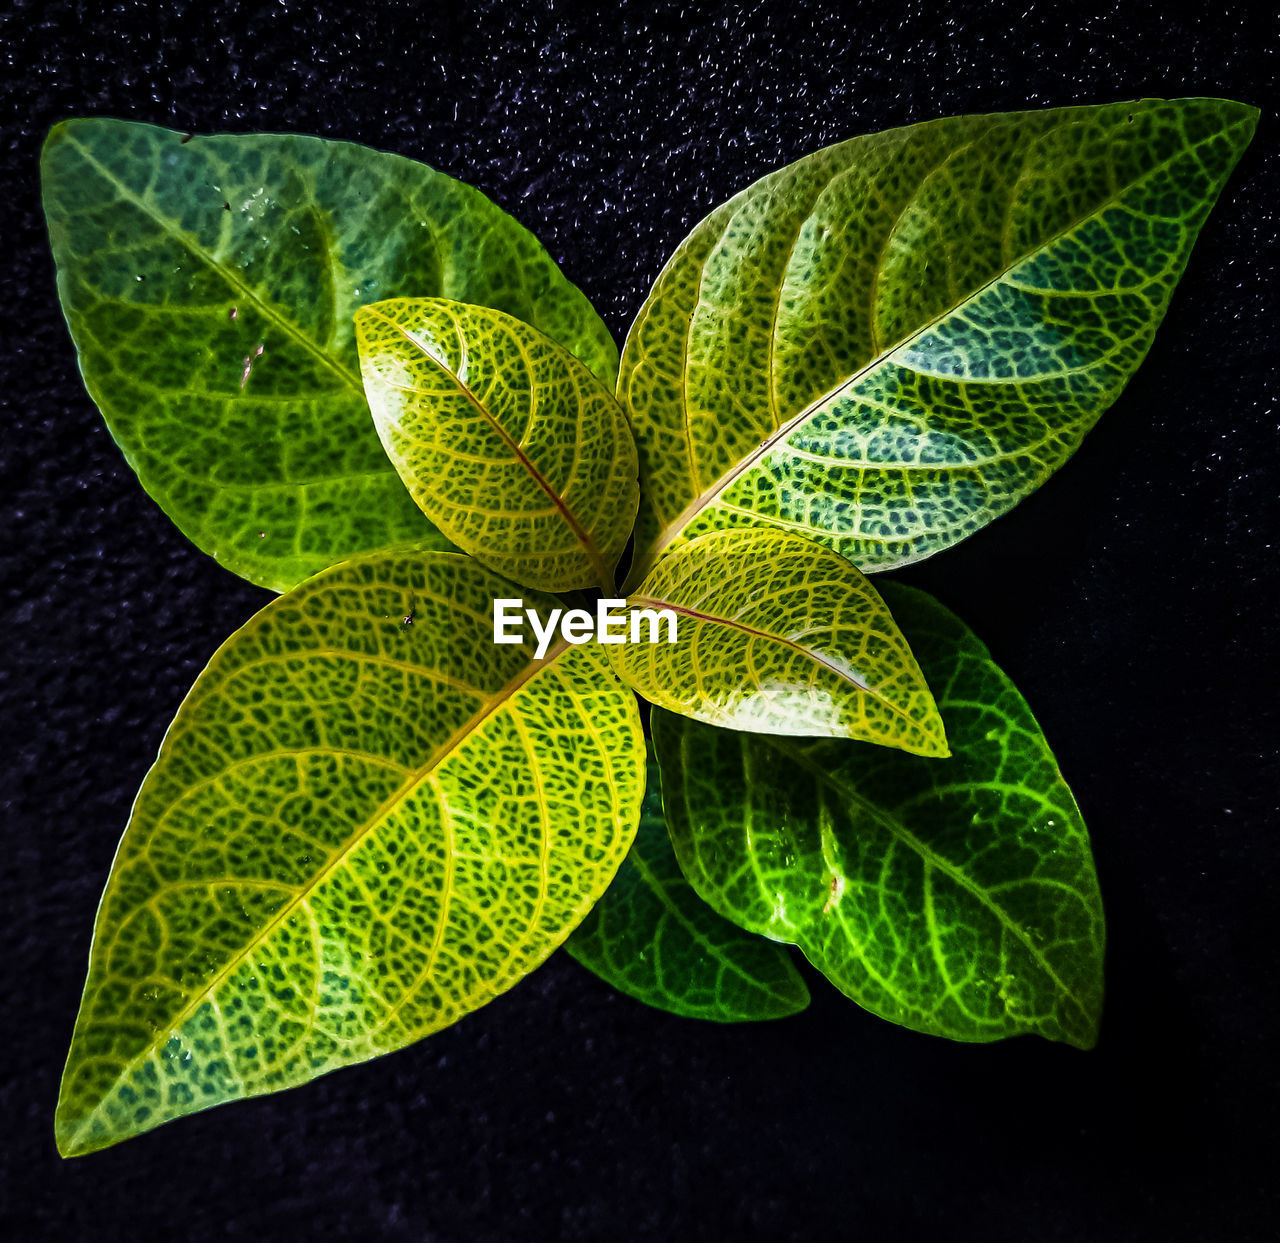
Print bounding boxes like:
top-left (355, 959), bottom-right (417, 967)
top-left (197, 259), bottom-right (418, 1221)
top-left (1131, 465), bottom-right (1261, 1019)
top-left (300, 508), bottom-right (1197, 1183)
top-left (1174, 96), bottom-right (1261, 157)
top-left (41, 115), bottom-right (120, 169)
top-left (53, 1099), bottom-right (97, 1160)
top-left (42, 117), bottom-right (73, 150)
top-left (779, 974), bottom-right (812, 1017)
top-left (1215, 97), bottom-right (1262, 149)
top-left (1060, 1017), bottom-right (1101, 1052)
top-left (909, 707), bottom-right (950, 759)
top-left (40, 118), bottom-right (81, 186)
top-left (1051, 982), bottom-right (1103, 1051)
top-left (54, 1057), bottom-right (123, 1158)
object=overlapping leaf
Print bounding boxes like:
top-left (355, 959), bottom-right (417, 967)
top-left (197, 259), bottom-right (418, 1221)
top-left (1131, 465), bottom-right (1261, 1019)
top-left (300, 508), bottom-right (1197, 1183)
top-left (41, 119), bottom-right (618, 592)
top-left (55, 547), bottom-right (645, 1156)
top-left (653, 583), bottom-right (1104, 1048)
top-left (356, 298), bottom-right (638, 593)
top-left (566, 750), bottom-right (809, 1022)
top-left (607, 527), bottom-right (947, 749)
top-left (620, 98), bottom-right (1257, 582)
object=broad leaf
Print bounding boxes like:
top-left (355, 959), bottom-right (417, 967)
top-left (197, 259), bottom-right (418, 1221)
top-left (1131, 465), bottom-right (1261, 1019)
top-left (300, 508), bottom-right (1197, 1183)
top-left (607, 527), bottom-right (947, 750)
top-left (566, 749), bottom-right (809, 1022)
top-left (620, 98), bottom-right (1257, 582)
top-left (42, 119), bottom-right (618, 592)
top-left (356, 298), bottom-right (638, 593)
top-left (653, 583), bottom-right (1105, 1048)
top-left (56, 546), bottom-right (645, 1156)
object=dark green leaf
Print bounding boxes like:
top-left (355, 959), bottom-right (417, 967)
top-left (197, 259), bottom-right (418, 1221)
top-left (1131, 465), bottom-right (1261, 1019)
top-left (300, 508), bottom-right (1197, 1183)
top-left (653, 583), bottom-right (1104, 1048)
top-left (566, 750), bottom-right (809, 1022)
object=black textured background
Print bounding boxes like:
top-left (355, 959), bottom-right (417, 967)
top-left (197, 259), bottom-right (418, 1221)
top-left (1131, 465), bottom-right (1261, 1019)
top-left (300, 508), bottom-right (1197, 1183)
top-left (2, 1), bottom-right (1277, 1239)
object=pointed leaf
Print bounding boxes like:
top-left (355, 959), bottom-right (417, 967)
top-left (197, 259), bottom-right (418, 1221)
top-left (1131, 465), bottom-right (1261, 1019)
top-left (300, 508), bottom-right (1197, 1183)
top-left (356, 298), bottom-right (638, 593)
top-left (621, 98), bottom-right (1257, 581)
top-left (607, 527), bottom-right (947, 750)
top-left (41, 119), bottom-right (617, 592)
top-left (56, 546), bottom-right (645, 1156)
top-left (565, 749), bottom-right (809, 1022)
top-left (653, 583), bottom-right (1104, 1048)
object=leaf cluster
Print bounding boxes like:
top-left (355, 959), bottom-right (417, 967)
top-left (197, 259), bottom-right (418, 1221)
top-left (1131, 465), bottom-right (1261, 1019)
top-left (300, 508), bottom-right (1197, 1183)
top-left (39, 99), bottom-right (1257, 1154)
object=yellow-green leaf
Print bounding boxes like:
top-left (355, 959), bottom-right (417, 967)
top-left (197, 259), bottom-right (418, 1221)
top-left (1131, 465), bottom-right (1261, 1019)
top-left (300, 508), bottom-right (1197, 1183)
top-left (606, 527), bottom-right (947, 751)
top-left (41, 119), bottom-right (617, 592)
top-left (620, 98), bottom-right (1258, 582)
top-left (356, 298), bottom-right (638, 593)
top-left (56, 546), bottom-right (645, 1157)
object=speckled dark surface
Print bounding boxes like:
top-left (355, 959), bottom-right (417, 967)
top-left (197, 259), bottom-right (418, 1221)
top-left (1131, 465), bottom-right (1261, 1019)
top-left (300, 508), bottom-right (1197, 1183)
top-left (2, 1), bottom-right (1277, 1238)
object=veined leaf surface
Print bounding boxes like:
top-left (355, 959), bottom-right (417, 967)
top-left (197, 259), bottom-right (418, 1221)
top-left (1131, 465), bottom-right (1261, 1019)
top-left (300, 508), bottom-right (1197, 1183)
top-left (41, 119), bottom-right (618, 592)
top-left (652, 584), bottom-right (1104, 1048)
top-left (620, 98), bottom-right (1257, 582)
top-left (56, 547), bottom-right (645, 1156)
top-left (606, 528), bottom-right (947, 751)
top-left (565, 750), bottom-right (809, 1022)
top-left (357, 298), bottom-right (638, 593)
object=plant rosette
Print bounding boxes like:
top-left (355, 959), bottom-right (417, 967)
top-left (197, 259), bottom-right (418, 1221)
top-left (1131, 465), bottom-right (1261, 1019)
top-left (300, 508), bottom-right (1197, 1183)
top-left (40, 99), bottom-right (1257, 1155)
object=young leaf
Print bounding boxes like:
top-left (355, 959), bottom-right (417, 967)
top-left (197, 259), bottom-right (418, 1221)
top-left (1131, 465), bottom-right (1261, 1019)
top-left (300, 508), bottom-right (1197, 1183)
top-left (356, 298), bottom-right (638, 593)
top-left (607, 527), bottom-right (947, 751)
top-left (653, 583), bottom-right (1104, 1049)
top-left (620, 98), bottom-right (1258, 582)
top-left (565, 749), bottom-right (810, 1022)
top-left (56, 547), bottom-right (645, 1157)
top-left (41, 119), bottom-right (618, 592)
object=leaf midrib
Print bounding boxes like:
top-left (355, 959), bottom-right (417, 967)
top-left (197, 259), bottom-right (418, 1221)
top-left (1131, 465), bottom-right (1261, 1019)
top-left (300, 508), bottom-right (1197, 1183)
top-left (62, 634), bottom-right (572, 1150)
top-left (59, 130), bottom-right (365, 395)
top-left (629, 594), bottom-right (925, 738)
top-left (636, 119), bottom-right (1247, 580)
top-left (364, 306), bottom-right (614, 592)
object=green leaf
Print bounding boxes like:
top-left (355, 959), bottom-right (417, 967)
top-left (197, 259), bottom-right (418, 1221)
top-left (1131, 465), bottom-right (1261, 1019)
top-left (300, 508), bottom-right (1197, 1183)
top-left (356, 298), bottom-right (638, 594)
top-left (652, 583), bottom-right (1105, 1049)
top-left (620, 98), bottom-right (1257, 582)
top-left (56, 546), bottom-right (645, 1157)
top-left (607, 527), bottom-right (947, 751)
top-left (565, 749), bottom-right (810, 1022)
top-left (41, 119), bottom-right (618, 593)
